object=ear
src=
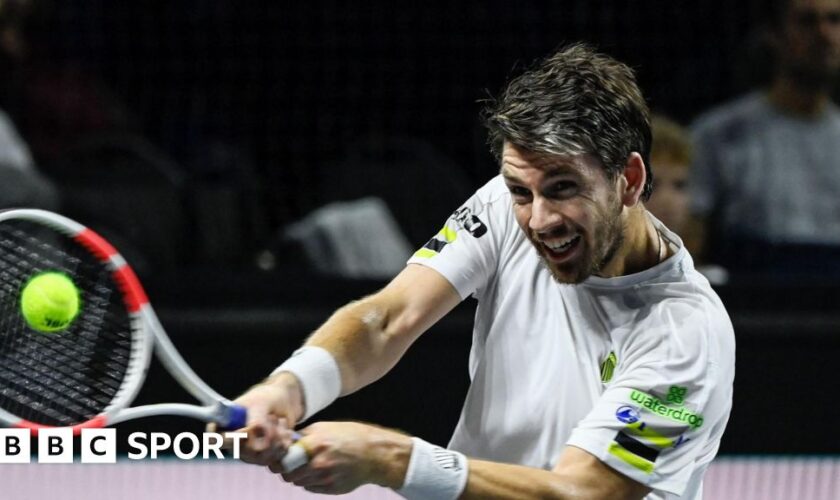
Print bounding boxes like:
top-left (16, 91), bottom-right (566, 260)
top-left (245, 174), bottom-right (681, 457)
top-left (619, 152), bottom-right (646, 207)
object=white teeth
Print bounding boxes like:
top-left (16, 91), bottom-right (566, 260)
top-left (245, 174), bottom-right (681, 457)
top-left (545, 235), bottom-right (579, 251)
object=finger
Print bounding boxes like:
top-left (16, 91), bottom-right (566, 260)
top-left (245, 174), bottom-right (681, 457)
top-left (241, 444), bottom-right (287, 466)
top-left (304, 486), bottom-right (334, 495)
top-left (265, 431), bottom-right (307, 473)
top-left (303, 480), bottom-right (340, 495)
top-left (282, 466), bottom-right (329, 487)
top-left (245, 414), bottom-right (282, 452)
top-left (271, 419), bottom-right (297, 449)
top-left (218, 403), bottom-right (276, 451)
top-left (222, 422), bottom-right (271, 452)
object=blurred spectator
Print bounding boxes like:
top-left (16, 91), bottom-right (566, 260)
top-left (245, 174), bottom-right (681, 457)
top-left (0, 1), bottom-right (59, 210)
top-left (0, 107), bottom-right (59, 209)
top-left (0, 0), bottom-right (135, 168)
top-left (647, 114), bottom-right (728, 284)
top-left (1, 0), bottom-right (196, 275)
top-left (690, 0), bottom-right (840, 276)
top-left (647, 115), bottom-right (693, 245)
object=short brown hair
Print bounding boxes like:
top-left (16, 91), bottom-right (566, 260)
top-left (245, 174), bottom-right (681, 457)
top-left (483, 43), bottom-right (653, 199)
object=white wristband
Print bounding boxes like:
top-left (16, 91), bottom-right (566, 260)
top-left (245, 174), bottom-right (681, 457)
top-left (396, 438), bottom-right (469, 500)
top-left (271, 346), bottom-right (341, 421)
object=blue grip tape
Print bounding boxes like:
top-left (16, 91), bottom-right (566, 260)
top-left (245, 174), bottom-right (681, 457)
top-left (224, 404), bottom-right (248, 430)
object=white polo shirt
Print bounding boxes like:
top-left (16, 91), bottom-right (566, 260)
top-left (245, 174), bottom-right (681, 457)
top-left (407, 175), bottom-right (735, 500)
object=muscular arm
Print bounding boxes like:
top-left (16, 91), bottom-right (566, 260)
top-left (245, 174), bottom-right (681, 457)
top-left (306, 263), bottom-right (462, 395)
top-left (266, 263), bottom-right (462, 423)
top-left (460, 446), bottom-right (650, 500)
top-left (229, 264), bottom-right (461, 458)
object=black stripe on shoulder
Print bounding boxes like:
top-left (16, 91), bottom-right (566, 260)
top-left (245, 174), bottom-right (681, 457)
top-left (614, 431), bottom-right (660, 463)
top-left (423, 238), bottom-right (448, 252)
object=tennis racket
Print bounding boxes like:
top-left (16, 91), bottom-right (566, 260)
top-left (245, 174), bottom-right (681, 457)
top-left (0, 207), bottom-right (248, 435)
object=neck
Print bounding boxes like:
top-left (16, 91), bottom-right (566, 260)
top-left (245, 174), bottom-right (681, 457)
top-left (767, 74), bottom-right (831, 117)
top-left (597, 207), bottom-right (666, 278)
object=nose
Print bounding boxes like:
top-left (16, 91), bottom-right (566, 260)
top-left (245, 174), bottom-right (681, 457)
top-left (529, 195), bottom-right (563, 233)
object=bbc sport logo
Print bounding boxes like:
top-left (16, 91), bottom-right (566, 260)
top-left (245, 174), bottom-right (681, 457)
top-left (0, 429), bottom-right (247, 463)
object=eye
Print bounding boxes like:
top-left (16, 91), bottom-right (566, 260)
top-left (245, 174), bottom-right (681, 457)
top-left (548, 181), bottom-right (578, 198)
top-left (507, 185), bottom-right (532, 203)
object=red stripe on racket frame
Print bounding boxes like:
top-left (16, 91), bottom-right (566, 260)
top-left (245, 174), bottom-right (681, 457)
top-left (74, 228), bottom-right (119, 262)
top-left (17, 415), bottom-right (108, 436)
top-left (112, 265), bottom-right (149, 313)
top-left (73, 227), bottom-right (149, 313)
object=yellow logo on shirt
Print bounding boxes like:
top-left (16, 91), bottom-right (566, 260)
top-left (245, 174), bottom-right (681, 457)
top-left (600, 351), bottom-right (617, 383)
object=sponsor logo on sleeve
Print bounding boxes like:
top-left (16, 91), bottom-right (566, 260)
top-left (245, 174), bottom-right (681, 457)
top-left (412, 205), bottom-right (488, 258)
top-left (628, 390), bottom-right (704, 429)
top-left (666, 386), bottom-right (687, 405)
top-left (608, 430), bottom-right (659, 474)
top-left (673, 434), bottom-right (691, 448)
top-left (450, 206), bottom-right (487, 238)
top-left (615, 405), bottom-right (641, 424)
top-left (414, 224), bottom-right (458, 259)
top-left (609, 403), bottom-right (695, 475)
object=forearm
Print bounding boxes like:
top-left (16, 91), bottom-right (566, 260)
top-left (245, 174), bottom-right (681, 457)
top-left (264, 265), bottom-right (460, 423)
top-left (304, 265), bottom-right (461, 396)
top-left (305, 295), bottom-right (416, 396)
top-left (260, 297), bottom-right (408, 424)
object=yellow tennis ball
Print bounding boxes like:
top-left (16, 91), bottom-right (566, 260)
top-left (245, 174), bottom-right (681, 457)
top-left (20, 272), bottom-right (81, 332)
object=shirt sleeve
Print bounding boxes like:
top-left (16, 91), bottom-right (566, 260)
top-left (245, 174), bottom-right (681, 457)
top-left (406, 176), bottom-right (511, 300)
top-left (566, 298), bottom-right (732, 496)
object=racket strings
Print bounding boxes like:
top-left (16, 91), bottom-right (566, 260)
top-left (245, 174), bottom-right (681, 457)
top-left (6, 329), bottom-right (124, 395)
top-left (0, 365), bottom-right (101, 423)
top-left (0, 221), bottom-right (136, 426)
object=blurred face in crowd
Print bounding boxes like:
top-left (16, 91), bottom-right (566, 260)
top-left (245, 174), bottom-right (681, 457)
top-left (778, 0), bottom-right (840, 83)
top-left (646, 156), bottom-right (690, 234)
top-left (0, 0), bottom-right (34, 61)
top-left (502, 143), bottom-right (625, 284)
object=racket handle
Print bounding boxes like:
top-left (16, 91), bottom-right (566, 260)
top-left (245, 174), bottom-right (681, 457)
top-left (282, 443), bottom-right (309, 472)
top-left (220, 404), bottom-right (248, 430)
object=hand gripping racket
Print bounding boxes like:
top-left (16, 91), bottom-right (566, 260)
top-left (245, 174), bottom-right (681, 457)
top-left (0, 208), bottom-right (248, 435)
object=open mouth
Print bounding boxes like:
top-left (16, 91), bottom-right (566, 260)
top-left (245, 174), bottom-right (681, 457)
top-left (541, 234), bottom-right (582, 262)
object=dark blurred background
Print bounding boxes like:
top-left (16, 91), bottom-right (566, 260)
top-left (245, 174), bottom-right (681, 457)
top-left (1, 0), bottom-right (838, 459)
top-left (0, 0), bottom-right (775, 260)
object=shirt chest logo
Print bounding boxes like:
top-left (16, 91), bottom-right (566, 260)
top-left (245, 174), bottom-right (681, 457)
top-left (600, 351), bottom-right (617, 383)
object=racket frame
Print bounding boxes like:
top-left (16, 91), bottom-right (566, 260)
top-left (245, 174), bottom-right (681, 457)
top-left (0, 209), bottom-right (245, 435)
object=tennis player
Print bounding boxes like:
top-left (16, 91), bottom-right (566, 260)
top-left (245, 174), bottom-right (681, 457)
top-left (232, 43), bottom-right (735, 500)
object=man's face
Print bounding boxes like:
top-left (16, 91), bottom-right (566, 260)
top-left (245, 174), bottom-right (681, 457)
top-left (779, 0), bottom-right (840, 82)
top-left (501, 143), bottom-right (625, 284)
top-left (645, 158), bottom-right (690, 234)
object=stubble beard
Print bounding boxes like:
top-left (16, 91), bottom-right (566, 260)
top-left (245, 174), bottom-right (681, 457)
top-left (536, 197), bottom-right (625, 285)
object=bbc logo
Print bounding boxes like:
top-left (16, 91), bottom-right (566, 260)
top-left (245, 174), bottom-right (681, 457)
top-left (0, 429), bottom-right (246, 463)
top-left (0, 428), bottom-right (116, 464)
